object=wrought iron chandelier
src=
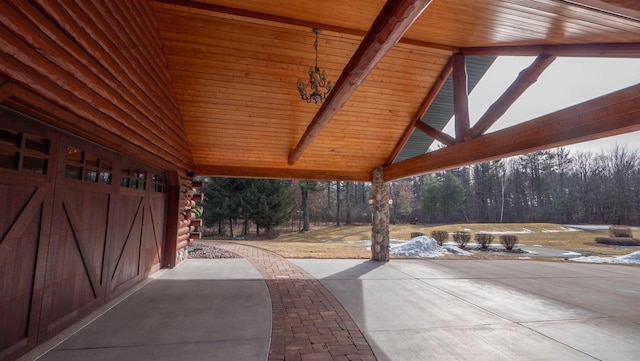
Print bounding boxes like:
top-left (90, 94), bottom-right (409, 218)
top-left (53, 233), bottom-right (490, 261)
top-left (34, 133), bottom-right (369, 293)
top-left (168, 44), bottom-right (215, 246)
top-left (297, 28), bottom-right (333, 104)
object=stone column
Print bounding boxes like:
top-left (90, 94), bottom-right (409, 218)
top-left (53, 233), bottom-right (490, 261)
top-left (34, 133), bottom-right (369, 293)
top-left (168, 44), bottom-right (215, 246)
top-left (371, 166), bottom-right (390, 261)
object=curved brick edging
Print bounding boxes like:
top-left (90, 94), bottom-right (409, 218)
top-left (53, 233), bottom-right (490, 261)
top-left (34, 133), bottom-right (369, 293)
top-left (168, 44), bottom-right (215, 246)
top-left (215, 243), bottom-right (376, 361)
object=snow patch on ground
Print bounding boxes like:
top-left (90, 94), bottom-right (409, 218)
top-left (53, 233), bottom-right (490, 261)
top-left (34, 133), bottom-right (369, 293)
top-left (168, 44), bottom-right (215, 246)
top-left (562, 251), bottom-right (582, 256)
top-left (566, 225), bottom-right (609, 230)
top-left (476, 228), bottom-right (533, 235)
top-left (542, 226), bottom-right (581, 233)
top-left (390, 236), bottom-right (470, 258)
top-left (572, 250), bottom-right (640, 264)
top-left (443, 245), bottom-right (472, 256)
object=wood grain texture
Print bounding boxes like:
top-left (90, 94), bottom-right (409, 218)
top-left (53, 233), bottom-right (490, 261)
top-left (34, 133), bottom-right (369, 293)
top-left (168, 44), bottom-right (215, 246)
top-left (462, 42), bottom-right (640, 57)
top-left (0, 185), bottom-right (43, 356)
top-left (0, 1), bottom-right (638, 358)
top-left (193, 164), bottom-right (372, 182)
top-left (288, 0), bottom-right (433, 165)
top-left (415, 121), bottom-right (456, 146)
top-left (152, 3), bottom-right (448, 176)
top-left (0, 0), bottom-right (192, 172)
top-left (2, 0), bottom-right (639, 182)
top-left (2, 84), bottom-right (182, 172)
top-left (0, 110), bottom-right (168, 359)
top-left (407, 0), bottom-right (640, 47)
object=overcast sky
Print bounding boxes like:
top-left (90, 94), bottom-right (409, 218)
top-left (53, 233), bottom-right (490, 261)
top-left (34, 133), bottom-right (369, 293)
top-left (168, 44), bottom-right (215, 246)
top-left (434, 56), bottom-right (640, 154)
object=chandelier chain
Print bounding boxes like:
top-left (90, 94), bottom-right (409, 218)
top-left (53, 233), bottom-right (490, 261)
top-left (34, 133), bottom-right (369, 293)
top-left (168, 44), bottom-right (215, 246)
top-left (314, 31), bottom-right (318, 68)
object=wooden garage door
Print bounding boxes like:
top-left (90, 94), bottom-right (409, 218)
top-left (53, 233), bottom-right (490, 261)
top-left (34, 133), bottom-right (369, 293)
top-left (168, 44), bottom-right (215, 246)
top-left (0, 107), bottom-right (168, 360)
top-left (0, 117), bottom-right (55, 360)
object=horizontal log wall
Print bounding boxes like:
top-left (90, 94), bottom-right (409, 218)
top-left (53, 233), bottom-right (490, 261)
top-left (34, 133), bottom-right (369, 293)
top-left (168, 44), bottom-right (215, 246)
top-left (174, 174), bottom-right (204, 265)
top-left (0, 2), bottom-right (194, 358)
top-left (0, 0), bottom-right (192, 172)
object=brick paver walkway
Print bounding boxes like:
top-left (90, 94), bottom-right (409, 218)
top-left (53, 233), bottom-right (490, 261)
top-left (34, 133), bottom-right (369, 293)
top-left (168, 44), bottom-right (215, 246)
top-left (215, 243), bottom-right (376, 361)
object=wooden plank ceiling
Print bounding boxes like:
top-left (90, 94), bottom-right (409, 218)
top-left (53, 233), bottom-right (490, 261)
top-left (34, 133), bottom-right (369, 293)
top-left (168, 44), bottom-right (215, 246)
top-left (149, 0), bottom-right (640, 181)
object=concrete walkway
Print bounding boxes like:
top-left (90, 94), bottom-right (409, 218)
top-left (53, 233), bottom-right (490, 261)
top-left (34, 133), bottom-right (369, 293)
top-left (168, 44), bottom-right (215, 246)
top-left (24, 244), bottom-right (640, 361)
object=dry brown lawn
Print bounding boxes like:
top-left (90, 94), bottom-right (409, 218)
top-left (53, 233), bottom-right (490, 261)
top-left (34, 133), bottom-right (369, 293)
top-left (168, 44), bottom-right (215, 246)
top-left (200, 223), bottom-right (638, 259)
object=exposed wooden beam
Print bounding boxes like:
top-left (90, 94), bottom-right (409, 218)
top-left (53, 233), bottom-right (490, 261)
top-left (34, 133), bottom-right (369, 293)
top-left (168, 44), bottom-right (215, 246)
top-left (288, 0), bottom-right (432, 166)
top-left (415, 121), bottom-right (456, 146)
top-left (559, 0), bottom-right (640, 22)
top-left (462, 43), bottom-right (640, 57)
top-left (452, 53), bottom-right (469, 143)
top-left (193, 165), bottom-right (371, 182)
top-left (385, 58), bottom-right (453, 164)
top-left (465, 55), bottom-right (556, 140)
top-left (151, 0), bottom-right (454, 53)
top-left (383, 83), bottom-right (640, 181)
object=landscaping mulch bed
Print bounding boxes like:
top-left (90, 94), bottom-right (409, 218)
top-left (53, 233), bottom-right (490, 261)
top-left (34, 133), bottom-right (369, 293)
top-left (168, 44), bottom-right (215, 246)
top-left (595, 237), bottom-right (640, 246)
top-left (188, 243), bottom-right (242, 259)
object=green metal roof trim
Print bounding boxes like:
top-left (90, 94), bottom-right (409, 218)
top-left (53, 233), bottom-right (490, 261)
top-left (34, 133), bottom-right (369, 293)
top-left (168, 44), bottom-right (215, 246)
top-left (394, 56), bottom-right (497, 163)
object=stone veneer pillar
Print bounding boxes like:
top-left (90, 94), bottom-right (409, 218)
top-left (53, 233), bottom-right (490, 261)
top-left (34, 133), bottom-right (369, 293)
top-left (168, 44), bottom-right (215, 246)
top-left (371, 166), bottom-right (390, 261)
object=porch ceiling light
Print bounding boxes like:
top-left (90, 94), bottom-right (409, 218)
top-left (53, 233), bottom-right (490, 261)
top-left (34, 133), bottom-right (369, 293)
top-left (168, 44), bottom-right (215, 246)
top-left (297, 28), bottom-right (333, 104)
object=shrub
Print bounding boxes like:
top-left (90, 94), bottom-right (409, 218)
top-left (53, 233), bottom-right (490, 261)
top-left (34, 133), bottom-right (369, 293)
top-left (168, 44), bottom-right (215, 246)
top-left (475, 233), bottom-right (494, 249)
top-left (609, 225), bottom-right (633, 238)
top-left (452, 231), bottom-right (471, 248)
top-left (410, 232), bottom-right (425, 238)
top-left (430, 230), bottom-right (449, 246)
top-left (500, 234), bottom-right (518, 250)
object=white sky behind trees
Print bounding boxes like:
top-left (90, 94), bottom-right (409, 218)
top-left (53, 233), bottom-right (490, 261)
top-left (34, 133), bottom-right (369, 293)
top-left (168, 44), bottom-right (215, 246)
top-left (433, 57), bottom-right (640, 154)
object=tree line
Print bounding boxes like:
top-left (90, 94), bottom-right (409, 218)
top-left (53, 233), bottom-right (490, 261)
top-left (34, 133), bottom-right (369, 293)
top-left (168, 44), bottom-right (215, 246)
top-left (199, 145), bottom-right (639, 237)
top-left (200, 178), bottom-right (293, 238)
top-left (396, 145), bottom-right (639, 225)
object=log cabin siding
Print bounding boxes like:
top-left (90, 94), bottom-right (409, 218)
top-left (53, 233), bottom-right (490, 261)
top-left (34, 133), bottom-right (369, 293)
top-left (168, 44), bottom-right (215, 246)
top-left (0, 0), bottom-right (192, 172)
top-left (0, 2), bottom-right (192, 359)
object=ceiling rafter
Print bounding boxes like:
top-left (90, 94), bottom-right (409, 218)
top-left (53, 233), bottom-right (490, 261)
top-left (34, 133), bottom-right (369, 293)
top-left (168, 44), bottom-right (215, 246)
top-left (383, 82), bottom-right (640, 181)
top-left (391, 41), bottom-right (635, 165)
top-left (385, 57), bottom-right (453, 165)
top-left (151, 0), bottom-right (455, 53)
top-left (287, 0), bottom-right (433, 166)
top-left (415, 121), bottom-right (455, 146)
top-left (146, 0), bottom-right (640, 181)
top-left (193, 164), bottom-right (370, 182)
top-left (452, 53), bottom-right (469, 143)
top-left (559, 0), bottom-right (640, 22)
top-left (465, 54), bottom-right (556, 140)
top-left (462, 43), bottom-right (640, 57)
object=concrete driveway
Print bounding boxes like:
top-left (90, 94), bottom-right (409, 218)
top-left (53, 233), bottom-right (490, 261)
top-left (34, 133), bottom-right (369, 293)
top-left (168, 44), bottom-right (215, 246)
top-left (292, 259), bottom-right (640, 361)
